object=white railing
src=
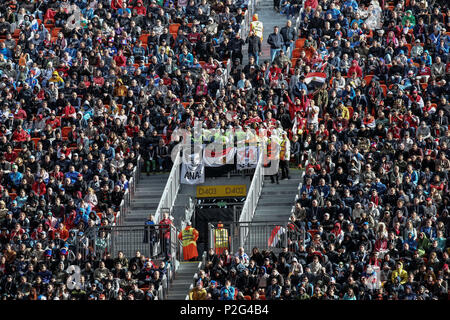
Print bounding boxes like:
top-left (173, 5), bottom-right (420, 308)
top-left (155, 149), bottom-right (182, 222)
top-left (239, 142), bottom-right (265, 245)
top-left (115, 155), bottom-right (141, 226)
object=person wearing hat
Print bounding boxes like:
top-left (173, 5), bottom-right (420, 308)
top-left (402, 10), bottom-right (416, 27)
top-left (189, 279), bottom-right (207, 300)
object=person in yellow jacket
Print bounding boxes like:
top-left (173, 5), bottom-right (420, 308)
top-left (391, 261), bottom-right (408, 284)
top-left (214, 222), bottom-right (229, 255)
top-left (250, 14), bottom-right (264, 42)
top-left (178, 221), bottom-right (199, 261)
top-left (337, 103), bottom-right (350, 120)
top-left (189, 280), bottom-right (207, 300)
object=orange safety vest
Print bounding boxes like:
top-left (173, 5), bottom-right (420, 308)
top-left (178, 226), bottom-right (199, 260)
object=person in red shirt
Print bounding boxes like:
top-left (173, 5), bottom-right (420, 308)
top-left (14, 105), bottom-right (27, 120)
top-left (134, 0), bottom-right (147, 15)
top-left (159, 212), bottom-right (173, 259)
top-left (284, 90), bottom-right (309, 119)
top-left (347, 59), bottom-right (363, 78)
top-left (113, 49), bottom-right (127, 67)
top-left (50, 164), bottom-right (64, 183)
top-left (32, 176), bottom-right (47, 196)
top-left (111, 0), bottom-right (124, 10)
top-left (12, 125), bottom-right (30, 143)
top-left (62, 101), bottom-right (76, 126)
top-left (52, 223), bottom-right (69, 241)
top-left (125, 119), bottom-right (139, 138)
top-left (268, 63), bottom-right (282, 84)
top-left (46, 113), bottom-right (61, 129)
top-left (4, 146), bottom-right (18, 163)
top-left (264, 111), bottom-right (277, 127)
top-left (304, 0), bottom-right (318, 9)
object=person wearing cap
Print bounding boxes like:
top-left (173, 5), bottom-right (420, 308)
top-left (402, 10), bottom-right (416, 27)
top-left (189, 279), bottom-right (207, 300)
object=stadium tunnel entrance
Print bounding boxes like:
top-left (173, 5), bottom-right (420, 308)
top-left (192, 195), bottom-right (244, 256)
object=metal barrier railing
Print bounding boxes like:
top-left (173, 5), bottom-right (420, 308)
top-left (116, 155), bottom-right (141, 226)
top-left (208, 220), bottom-right (303, 254)
top-left (72, 223), bottom-right (179, 299)
top-left (239, 142), bottom-right (265, 225)
top-left (154, 150), bottom-right (181, 223)
top-left (290, 168), bottom-right (306, 216)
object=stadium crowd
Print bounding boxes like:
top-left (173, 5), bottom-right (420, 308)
top-left (0, 0), bottom-right (448, 301)
top-left (189, 0), bottom-right (450, 301)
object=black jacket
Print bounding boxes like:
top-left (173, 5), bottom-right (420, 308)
top-left (246, 35), bottom-right (261, 54)
top-left (267, 32), bottom-right (283, 49)
top-left (280, 26), bottom-right (296, 44)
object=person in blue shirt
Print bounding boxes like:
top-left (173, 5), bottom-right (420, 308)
top-left (179, 46), bottom-right (193, 69)
top-left (326, 3), bottom-right (341, 20)
top-left (300, 177), bottom-right (315, 196)
top-left (404, 233), bottom-right (418, 251)
top-left (219, 280), bottom-right (235, 300)
top-left (65, 165), bottom-right (80, 184)
top-left (8, 165), bottom-right (23, 190)
top-left (0, 43), bottom-right (11, 60)
top-left (371, 178), bottom-right (387, 195)
top-left (420, 219), bottom-right (436, 240)
top-left (350, 12), bottom-right (364, 27)
top-left (343, 0), bottom-right (358, 11)
top-left (316, 178), bottom-right (330, 198)
top-left (266, 277), bottom-right (282, 300)
top-left (419, 50), bottom-right (432, 66)
top-left (100, 142), bottom-right (115, 160)
top-left (403, 164), bottom-right (419, 185)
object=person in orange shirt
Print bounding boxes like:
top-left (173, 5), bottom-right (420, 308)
top-left (178, 221), bottom-right (199, 261)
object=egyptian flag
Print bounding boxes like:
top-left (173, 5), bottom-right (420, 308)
top-left (268, 226), bottom-right (286, 247)
top-left (304, 72), bottom-right (327, 88)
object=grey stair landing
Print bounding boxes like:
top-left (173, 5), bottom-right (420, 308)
top-left (167, 262), bottom-right (200, 300)
top-left (123, 173), bottom-right (170, 225)
top-left (244, 169), bottom-right (303, 250)
top-left (251, 169), bottom-right (302, 222)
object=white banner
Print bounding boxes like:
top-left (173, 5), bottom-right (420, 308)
top-left (203, 145), bottom-right (236, 167)
top-left (181, 162), bottom-right (205, 185)
top-left (236, 146), bottom-right (258, 170)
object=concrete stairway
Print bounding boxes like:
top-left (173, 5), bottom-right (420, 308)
top-left (243, 169), bottom-right (303, 250)
top-left (123, 173), bottom-right (170, 225)
top-left (252, 169), bottom-right (303, 222)
top-left (167, 261), bottom-right (200, 300)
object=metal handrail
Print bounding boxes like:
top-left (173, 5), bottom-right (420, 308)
top-left (154, 150), bottom-right (181, 222)
top-left (238, 142), bottom-right (265, 249)
top-left (115, 155), bottom-right (141, 226)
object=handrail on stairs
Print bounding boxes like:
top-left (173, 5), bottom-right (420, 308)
top-left (155, 149), bottom-right (182, 223)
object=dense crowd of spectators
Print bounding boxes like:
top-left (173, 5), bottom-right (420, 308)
top-left (0, 0), bottom-right (448, 300)
top-left (189, 0), bottom-right (449, 301)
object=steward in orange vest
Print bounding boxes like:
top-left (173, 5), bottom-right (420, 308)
top-left (178, 222), bottom-right (199, 261)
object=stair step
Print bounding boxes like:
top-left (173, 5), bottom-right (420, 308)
top-left (261, 190), bottom-right (298, 195)
top-left (132, 199), bottom-right (161, 203)
top-left (259, 195), bottom-right (294, 202)
top-left (131, 204), bottom-right (159, 209)
top-left (254, 208), bottom-right (292, 214)
top-left (134, 191), bottom-right (165, 196)
top-left (257, 201), bottom-right (294, 207)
